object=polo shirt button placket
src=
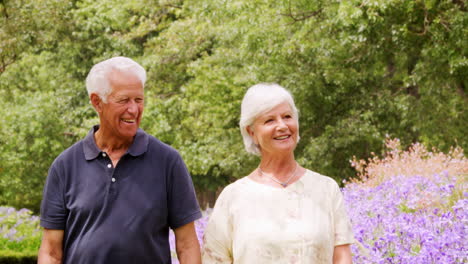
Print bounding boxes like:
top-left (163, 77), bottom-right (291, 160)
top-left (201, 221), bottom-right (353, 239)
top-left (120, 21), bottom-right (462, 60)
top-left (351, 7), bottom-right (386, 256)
top-left (107, 162), bottom-right (116, 183)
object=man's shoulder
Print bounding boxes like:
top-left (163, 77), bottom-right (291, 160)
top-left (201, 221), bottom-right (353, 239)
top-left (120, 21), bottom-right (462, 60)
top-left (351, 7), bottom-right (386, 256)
top-left (51, 139), bottom-right (85, 167)
top-left (145, 133), bottom-right (181, 158)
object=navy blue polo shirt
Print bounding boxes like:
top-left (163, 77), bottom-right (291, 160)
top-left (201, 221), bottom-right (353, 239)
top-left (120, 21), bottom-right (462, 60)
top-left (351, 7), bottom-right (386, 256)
top-left (40, 126), bottom-right (202, 264)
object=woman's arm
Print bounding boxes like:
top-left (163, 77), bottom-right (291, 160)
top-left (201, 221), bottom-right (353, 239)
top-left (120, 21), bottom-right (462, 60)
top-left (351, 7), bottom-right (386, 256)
top-left (333, 244), bottom-right (352, 264)
top-left (201, 188), bottom-right (233, 264)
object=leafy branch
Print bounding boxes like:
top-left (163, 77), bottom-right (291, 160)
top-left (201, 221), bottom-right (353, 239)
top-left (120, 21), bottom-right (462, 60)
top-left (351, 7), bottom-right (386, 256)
top-left (280, 0), bottom-right (322, 24)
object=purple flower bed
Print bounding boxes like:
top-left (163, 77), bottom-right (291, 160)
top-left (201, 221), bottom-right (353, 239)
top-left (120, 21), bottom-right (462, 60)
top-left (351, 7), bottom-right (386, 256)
top-left (344, 172), bottom-right (467, 263)
top-left (0, 206), bottom-right (41, 252)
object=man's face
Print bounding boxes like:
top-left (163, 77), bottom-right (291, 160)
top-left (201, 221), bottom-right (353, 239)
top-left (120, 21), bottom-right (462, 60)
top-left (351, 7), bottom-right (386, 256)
top-left (99, 70), bottom-right (144, 140)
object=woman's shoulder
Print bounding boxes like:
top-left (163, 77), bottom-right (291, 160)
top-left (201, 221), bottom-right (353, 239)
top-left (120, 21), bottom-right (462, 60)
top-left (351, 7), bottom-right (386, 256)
top-left (220, 176), bottom-right (253, 193)
top-left (212, 176), bottom-right (255, 210)
top-left (217, 175), bottom-right (263, 199)
top-left (302, 169), bottom-right (341, 188)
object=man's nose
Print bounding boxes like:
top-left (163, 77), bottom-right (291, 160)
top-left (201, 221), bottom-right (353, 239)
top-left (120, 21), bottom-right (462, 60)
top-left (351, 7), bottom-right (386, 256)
top-left (127, 100), bottom-right (138, 113)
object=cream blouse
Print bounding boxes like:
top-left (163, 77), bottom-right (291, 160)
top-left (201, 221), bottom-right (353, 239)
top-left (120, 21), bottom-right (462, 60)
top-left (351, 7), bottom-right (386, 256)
top-left (202, 169), bottom-right (354, 264)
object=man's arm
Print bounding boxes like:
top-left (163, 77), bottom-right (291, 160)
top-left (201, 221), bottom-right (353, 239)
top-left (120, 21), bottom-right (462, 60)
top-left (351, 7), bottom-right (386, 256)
top-left (174, 222), bottom-right (201, 264)
top-left (333, 244), bottom-right (352, 264)
top-left (37, 228), bottom-right (64, 264)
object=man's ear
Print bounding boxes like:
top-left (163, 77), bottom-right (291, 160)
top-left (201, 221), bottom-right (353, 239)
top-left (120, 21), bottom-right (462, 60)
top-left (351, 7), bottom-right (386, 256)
top-left (90, 93), bottom-right (103, 113)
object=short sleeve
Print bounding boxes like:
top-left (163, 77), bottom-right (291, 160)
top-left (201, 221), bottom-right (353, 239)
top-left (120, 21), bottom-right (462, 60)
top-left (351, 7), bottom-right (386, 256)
top-left (40, 164), bottom-right (67, 230)
top-left (167, 154), bottom-right (202, 229)
top-left (202, 187), bottom-right (233, 263)
top-left (332, 182), bottom-right (354, 246)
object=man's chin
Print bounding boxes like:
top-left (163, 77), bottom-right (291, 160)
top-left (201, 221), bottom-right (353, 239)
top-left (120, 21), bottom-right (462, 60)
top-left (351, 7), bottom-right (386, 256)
top-left (119, 128), bottom-right (138, 139)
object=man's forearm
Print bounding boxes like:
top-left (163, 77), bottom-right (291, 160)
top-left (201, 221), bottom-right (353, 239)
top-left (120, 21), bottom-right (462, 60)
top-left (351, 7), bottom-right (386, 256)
top-left (175, 222), bottom-right (201, 264)
top-left (38, 228), bottom-right (64, 264)
top-left (37, 248), bottom-right (63, 264)
top-left (177, 242), bottom-right (202, 264)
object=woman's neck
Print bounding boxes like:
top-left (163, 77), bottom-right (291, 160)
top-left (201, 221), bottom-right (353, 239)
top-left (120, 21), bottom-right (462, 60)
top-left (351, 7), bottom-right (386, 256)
top-left (259, 153), bottom-right (297, 179)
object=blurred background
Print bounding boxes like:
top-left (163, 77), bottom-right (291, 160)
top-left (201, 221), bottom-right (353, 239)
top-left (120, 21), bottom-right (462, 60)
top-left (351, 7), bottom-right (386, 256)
top-left (1, 0), bottom-right (467, 262)
top-left (0, 0), bottom-right (466, 220)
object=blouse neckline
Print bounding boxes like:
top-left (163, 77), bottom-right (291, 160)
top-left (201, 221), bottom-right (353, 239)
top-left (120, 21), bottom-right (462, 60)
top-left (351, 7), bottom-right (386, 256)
top-left (243, 169), bottom-right (310, 191)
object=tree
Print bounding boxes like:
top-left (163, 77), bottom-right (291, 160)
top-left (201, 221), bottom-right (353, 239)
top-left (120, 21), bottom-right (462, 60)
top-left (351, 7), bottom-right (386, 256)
top-left (0, 0), bottom-right (466, 210)
top-left (142, 0), bottom-right (467, 188)
top-left (0, 0), bottom-right (180, 211)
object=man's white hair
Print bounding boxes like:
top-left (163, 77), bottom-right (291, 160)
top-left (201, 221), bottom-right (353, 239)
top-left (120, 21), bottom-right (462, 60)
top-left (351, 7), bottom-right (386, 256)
top-left (85, 56), bottom-right (146, 103)
top-left (239, 83), bottom-right (299, 156)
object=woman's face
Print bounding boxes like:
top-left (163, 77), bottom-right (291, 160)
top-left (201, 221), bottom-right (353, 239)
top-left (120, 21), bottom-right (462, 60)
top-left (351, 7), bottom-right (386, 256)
top-left (247, 102), bottom-right (299, 156)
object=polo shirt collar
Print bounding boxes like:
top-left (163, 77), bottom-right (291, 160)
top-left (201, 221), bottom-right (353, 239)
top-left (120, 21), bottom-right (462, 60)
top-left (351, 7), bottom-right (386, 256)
top-left (128, 128), bottom-right (149, 157)
top-left (83, 125), bottom-right (149, 160)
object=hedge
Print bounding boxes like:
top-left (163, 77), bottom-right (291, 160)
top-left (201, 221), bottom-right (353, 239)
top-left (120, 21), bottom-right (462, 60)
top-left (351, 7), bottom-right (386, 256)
top-left (0, 250), bottom-right (37, 264)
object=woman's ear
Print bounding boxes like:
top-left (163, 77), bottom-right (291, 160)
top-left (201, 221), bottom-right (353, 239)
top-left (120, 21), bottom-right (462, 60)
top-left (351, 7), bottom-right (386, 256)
top-left (90, 93), bottom-right (103, 113)
top-left (246, 125), bottom-right (254, 137)
top-left (246, 125), bottom-right (258, 145)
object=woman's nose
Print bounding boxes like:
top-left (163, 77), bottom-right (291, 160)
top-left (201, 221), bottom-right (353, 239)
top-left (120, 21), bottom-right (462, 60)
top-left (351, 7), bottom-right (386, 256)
top-left (277, 119), bottom-right (287, 130)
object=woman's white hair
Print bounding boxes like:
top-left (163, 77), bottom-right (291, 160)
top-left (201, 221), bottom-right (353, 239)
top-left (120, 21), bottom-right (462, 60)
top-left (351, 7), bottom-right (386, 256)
top-left (85, 56), bottom-right (146, 103)
top-left (239, 83), bottom-right (299, 155)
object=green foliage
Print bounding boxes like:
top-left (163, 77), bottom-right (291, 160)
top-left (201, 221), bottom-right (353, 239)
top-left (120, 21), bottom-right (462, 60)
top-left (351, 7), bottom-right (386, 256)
top-left (0, 92), bottom-right (77, 212)
top-left (0, 0), bottom-right (180, 210)
top-left (0, 0), bottom-right (466, 208)
top-left (0, 0), bottom-right (71, 74)
top-left (142, 0), bottom-right (466, 185)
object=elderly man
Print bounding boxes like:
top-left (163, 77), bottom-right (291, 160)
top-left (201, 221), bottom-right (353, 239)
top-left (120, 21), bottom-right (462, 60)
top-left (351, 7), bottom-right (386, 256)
top-left (38, 57), bottom-right (202, 264)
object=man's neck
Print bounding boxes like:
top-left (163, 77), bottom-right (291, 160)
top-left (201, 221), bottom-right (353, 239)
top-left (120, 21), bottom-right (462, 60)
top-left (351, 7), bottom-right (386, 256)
top-left (94, 128), bottom-right (133, 166)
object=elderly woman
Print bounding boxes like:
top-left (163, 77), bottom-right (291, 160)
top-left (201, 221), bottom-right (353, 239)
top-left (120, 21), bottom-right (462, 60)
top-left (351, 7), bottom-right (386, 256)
top-left (202, 83), bottom-right (354, 263)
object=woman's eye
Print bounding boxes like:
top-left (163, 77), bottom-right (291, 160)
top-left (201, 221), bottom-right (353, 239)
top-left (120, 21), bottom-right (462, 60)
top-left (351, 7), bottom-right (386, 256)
top-left (265, 119), bottom-right (273, 124)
